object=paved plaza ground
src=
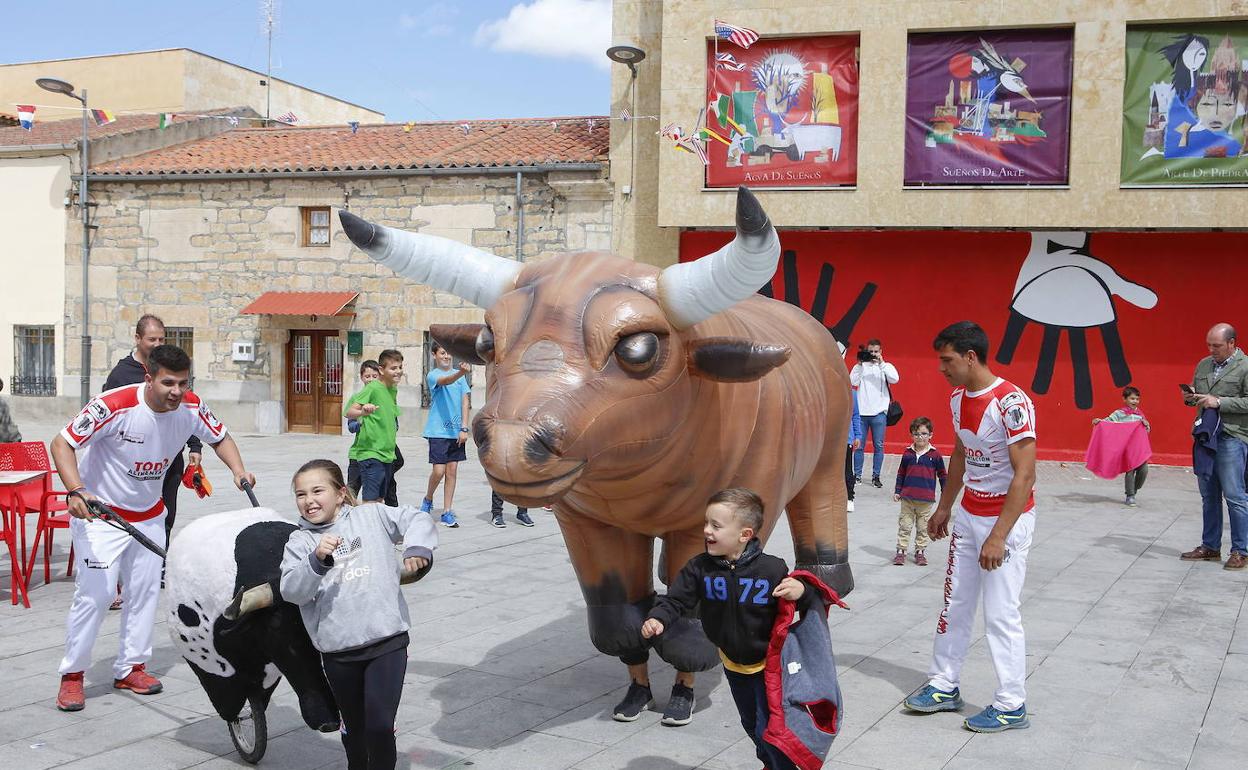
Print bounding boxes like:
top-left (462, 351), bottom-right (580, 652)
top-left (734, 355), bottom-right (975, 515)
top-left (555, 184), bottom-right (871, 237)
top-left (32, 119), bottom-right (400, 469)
top-left (1, 417), bottom-right (1245, 769)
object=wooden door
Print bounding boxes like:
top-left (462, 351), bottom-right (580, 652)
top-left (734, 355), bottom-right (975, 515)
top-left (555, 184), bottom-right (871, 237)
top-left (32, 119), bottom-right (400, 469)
top-left (286, 331), bottom-right (344, 434)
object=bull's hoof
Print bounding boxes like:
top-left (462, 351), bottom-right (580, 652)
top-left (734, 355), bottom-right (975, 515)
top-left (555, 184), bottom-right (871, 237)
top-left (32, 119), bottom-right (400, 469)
top-left (796, 562), bottom-right (854, 598)
top-left (316, 721), bottom-right (340, 733)
top-left (586, 598), bottom-right (654, 661)
top-left (651, 617), bottom-right (719, 672)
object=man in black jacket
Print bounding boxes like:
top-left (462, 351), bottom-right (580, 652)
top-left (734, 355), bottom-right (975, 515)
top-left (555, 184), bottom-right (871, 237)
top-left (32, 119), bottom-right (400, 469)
top-left (104, 315), bottom-right (201, 561)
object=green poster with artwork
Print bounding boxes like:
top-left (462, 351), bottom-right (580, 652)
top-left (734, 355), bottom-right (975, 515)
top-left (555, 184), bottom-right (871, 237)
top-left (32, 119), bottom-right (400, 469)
top-left (1121, 22), bottom-right (1248, 186)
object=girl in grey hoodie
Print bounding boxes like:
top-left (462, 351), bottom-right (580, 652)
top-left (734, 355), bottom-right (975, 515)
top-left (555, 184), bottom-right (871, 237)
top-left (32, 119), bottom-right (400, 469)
top-left (280, 459), bottom-right (437, 770)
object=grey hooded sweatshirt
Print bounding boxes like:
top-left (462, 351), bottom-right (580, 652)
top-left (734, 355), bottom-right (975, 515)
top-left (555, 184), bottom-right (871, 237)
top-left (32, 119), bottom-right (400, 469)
top-left (280, 503), bottom-right (437, 654)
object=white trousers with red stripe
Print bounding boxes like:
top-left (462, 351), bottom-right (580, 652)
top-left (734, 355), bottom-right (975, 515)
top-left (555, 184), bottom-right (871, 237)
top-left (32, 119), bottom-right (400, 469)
top-left (58, 513), bottom-right (166, 679)
top-left (927, 505), bottom-right (1034, 711)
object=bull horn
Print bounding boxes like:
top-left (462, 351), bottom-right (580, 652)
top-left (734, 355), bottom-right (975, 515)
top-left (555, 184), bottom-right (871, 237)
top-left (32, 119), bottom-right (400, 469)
top-left (339, 210), bottom-right (521, 309)
top-left (657, 186), bottom-right (780, 330)
top-left (222, 582), bottom-right (275, 621)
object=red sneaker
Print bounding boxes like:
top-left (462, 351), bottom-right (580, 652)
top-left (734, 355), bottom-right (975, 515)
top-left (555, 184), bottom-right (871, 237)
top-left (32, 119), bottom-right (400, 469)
top-left (113, 664), bottom-right (163, 695)
top-left (57, 672), bottom-right (85, 711)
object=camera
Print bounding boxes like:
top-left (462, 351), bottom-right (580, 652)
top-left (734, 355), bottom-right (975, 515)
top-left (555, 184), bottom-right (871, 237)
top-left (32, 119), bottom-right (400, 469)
top-left (856, 347), bottom-right (876, 363)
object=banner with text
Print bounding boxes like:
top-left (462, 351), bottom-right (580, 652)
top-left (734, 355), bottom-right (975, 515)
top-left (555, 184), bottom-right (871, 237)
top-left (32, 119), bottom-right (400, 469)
top-left (1121, 22), bottom-right (1248, 186)
top-left (904, 28), bottom-right (1074, 186)
top-left (705, 34), bottom-right (859, 188)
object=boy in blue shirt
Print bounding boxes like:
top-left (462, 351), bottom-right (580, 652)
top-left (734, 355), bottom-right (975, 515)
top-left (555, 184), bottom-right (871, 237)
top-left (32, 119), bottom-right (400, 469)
top-left (421, 342), bottom-right (471, 527)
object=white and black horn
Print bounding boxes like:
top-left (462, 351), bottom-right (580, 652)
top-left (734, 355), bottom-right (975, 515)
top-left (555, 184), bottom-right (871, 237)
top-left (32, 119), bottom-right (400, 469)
top-left (339, 210), bottom-right (522, 309)
top-left (657, 186), bottom-right (780, 330)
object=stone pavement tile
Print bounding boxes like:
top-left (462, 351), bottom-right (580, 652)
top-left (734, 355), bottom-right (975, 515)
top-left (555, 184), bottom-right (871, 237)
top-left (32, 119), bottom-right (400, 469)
top-left (18, 700), bottom-right (208, 760)
top-left (55, 736), bottom-right (218, 769)
top-left (947, 683), bottom-right (1101, 767)
top-left (415, 695), bottom-right (563, 750)
top-left (1186, 674), bottom-right (1248, 770)
top-left (833, 709), bottom-right (972, 769)
top-left (1077, 685), bottom-right (1206, 765)
top-left (0, 700), bottom-right (91, 742)
top-left (1026, 654), bottom-right (1129, 694)
top-left (405, 666), bottom-right (529, 715)
top-left (1120, 644), bottom-right (1225, 695)
top-left (233, 727), bottom-right (342, 768)
top-left (532, 689), bottom-right (660, 746)
top-left (1218, 650), bottom-right (1248, 682)
top-left (395, 732), bottom-right (479, 770)
top-left (569, 721), bottom-right (736, 770)
top-left (1063, 750), bottom-right (1184, 769)
top-left (500, 658), bottom-right (631, 712)
top-left (1049, 631), bottom-right (1144, 666)
top-left (441, 731), bottom-right (602, 770)
top-left (0, 737), bottom-right (80, 770)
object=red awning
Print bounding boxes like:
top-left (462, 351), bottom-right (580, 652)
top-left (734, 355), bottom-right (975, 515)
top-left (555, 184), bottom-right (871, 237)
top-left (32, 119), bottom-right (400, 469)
top-left (240, 291), bottom-right (358, 316)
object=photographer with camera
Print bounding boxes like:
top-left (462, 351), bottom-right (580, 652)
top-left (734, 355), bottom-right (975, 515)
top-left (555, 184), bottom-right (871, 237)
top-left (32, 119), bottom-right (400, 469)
top-left (850, 338), bottom-right (900, 488)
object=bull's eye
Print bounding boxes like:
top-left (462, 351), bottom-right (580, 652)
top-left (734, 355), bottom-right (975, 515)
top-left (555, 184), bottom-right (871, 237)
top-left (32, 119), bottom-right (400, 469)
top-left (615, 332), bottom-right (660, 373)
top-left (476, 326), bottom-right (496, 362)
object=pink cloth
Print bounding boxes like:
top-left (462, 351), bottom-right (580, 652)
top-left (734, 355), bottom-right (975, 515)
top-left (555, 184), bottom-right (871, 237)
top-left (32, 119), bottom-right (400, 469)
top-left (1085, 421), bottom-right (1152, 479)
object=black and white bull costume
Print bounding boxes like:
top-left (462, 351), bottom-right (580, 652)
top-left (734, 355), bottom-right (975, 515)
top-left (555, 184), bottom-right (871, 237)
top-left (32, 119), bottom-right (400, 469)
top-left (166, 510), bottom-right (338, 732)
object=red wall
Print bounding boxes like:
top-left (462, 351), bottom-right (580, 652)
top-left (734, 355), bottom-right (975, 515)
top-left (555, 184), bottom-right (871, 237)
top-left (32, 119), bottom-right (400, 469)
top-left (680, 229), bottom-right (1244, 465)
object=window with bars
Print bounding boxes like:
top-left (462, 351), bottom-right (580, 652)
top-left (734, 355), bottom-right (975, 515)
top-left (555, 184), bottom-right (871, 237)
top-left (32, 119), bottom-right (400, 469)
top-left (13, 325), bottom-right (55, 396)
top-left (301, 206), bottom-right (331, 247)
top-left (166, 326), bottom-right (194, 387)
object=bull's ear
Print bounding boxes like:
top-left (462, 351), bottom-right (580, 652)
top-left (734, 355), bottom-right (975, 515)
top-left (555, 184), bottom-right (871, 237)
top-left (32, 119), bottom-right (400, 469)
top-left (429, 324), bottom-right (488, 365)
top-left (686, 337), bottom-right (791, 382)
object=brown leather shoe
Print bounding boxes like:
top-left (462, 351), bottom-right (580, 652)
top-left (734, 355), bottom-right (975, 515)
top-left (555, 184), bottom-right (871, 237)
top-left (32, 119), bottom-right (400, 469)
top-left (1225, 552), bottom-right (1247, 571)
top-left (1180, 545), bottom-right (1221, 561)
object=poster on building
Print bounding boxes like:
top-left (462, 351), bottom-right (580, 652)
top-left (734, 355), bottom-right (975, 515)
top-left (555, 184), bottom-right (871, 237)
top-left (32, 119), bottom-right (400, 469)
top-left (903, 28), bottom-right (1074, 186)
top-left (704, 34), bottom-right (859, 188)
top-left (681, 228), bottom-right (1248, 465)
top-left (1121, 22), bottom-right (1248, 186)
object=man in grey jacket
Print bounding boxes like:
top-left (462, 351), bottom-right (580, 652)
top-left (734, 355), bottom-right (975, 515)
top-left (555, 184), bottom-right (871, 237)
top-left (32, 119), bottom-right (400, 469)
top-left (1182, 323), bottom-right (1248, 571)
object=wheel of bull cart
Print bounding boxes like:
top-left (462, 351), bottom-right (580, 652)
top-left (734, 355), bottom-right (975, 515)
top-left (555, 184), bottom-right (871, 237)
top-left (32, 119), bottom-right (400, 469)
top-left (228, 694), bottom-right (268, 764)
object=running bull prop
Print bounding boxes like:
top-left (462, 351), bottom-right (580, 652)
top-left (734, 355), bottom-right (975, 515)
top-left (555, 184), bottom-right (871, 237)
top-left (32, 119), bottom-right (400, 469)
top-left (339, 186), bottom-right (852, 673)
top-left (166, 510), bottom-right (339, 733)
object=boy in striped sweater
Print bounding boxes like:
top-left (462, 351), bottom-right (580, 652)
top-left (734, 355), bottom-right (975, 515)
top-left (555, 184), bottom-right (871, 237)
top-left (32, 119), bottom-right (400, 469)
top-left (893, 417), bottom-right (947, 566)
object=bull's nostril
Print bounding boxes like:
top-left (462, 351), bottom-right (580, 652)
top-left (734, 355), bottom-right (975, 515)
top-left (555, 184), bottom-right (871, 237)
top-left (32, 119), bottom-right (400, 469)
top-left (525, 431), bottom-right (556, 465)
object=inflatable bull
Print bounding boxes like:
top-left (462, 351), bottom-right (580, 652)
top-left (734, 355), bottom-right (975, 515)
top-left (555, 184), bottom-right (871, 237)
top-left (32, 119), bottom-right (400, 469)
top-left (339, 186), bottom-right (851, 674)
top-left (166, 509), bottom-right (338, 755)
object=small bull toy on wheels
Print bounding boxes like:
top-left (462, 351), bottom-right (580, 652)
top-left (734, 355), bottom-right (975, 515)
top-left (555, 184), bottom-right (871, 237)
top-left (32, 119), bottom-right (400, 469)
top-left (341, 186), bottom-right (852, 716)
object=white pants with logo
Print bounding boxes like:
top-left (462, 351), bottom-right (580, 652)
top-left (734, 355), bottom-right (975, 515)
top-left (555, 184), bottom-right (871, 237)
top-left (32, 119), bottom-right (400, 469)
top-left (59, 512), bottom-right (166, 679)
top-left (928, 505), bottom-right (1034, 711)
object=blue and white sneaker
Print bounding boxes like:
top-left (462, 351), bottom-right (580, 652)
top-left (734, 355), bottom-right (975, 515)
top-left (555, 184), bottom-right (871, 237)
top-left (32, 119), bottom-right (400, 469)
top-left (439, 511), bottom-right (459, 528)
top-left (419, 498), bottom-right (433, 514)
top-left (964, 704), bottom-right (1029, 733)
top-left (903, 684), bottom-right (963, 713)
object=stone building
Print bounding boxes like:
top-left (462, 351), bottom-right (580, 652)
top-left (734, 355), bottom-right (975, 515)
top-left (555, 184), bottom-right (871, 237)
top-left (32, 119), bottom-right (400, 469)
top-left (34, 119), bottom-right (610, 433)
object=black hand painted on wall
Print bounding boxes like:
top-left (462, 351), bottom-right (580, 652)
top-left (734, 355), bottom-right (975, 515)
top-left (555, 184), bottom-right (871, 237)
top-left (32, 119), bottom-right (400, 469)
top-left (995, 232), bottom-right (1157, 409)
top-left (758, 249), bottom-right (878, 350)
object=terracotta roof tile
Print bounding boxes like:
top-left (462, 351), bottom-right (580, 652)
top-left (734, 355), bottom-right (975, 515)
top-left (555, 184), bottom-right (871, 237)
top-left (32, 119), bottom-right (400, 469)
top-left (0, 111), bottom-right (227, 147)
top-left (91, 117), bottom-right (610, 175)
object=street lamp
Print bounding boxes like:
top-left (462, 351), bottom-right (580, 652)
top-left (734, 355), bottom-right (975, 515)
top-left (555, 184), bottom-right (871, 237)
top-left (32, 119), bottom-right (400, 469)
top-left (38, 77), bottom-right (92, 406)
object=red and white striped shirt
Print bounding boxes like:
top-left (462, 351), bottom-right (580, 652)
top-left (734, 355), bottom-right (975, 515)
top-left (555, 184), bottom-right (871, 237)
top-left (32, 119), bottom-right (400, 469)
top-left (950, 378), bottom-right (1036, 517)
top-left (61, 384), bottom-right (227, 518)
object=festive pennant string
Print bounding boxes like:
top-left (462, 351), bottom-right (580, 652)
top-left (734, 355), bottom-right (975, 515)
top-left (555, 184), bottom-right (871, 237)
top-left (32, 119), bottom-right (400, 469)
top-left (91, 109), bottom-right (116, 127)
top-left (17, 105), bottom-right (35, 131)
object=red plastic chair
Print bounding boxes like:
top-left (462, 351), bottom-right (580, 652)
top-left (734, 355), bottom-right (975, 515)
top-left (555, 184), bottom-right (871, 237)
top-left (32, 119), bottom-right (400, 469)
top-left (0, 481), bottom-right (30, 607)
top-left (0, 442), bottom-right (74, 588)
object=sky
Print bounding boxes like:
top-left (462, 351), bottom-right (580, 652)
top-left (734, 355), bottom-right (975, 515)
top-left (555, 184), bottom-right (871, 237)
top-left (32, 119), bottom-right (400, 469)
top-left (5, 0), bottom-right (612, 121)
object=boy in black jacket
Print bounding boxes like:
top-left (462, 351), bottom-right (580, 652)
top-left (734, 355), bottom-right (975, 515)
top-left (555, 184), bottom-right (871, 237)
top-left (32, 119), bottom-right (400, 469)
top-left (642, 488), bottom-right (813, 768)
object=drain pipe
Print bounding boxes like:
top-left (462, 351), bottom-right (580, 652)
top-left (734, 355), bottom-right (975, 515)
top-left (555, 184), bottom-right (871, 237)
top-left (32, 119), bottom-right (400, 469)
top-left (515, 170), bottom-right (524, 262)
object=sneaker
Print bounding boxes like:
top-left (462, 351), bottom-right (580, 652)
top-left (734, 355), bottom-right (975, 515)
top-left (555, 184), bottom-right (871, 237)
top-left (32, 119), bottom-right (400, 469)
top-left (419, 498), bottom-right (433, 514)
top-left (56, 672), bottom-right (85, 711)
top-left (439, 511), bottom-right (460, 528)
top-left (491, 513), bottom-right (505, 528)
top-left (1125, 496), bottom-right (1137, 507)
top-left (516, 511), bottom-right (535, 527)
top-left (113, 664), bottom-right (163, 695)
top-left (846, 500), bottom-right (855, 512)
top-left (612, 681), bottom-right (653, 722)
top-left (661, 683), bottom-right (695, 726)
top-left (914, 549), bottom-right (928, 567)
top-left (903, 684), bottom-right (963, 713)
top-left (1181, 545), bottom-right (1221, 561)
top-left (872, 476), bottom-right (883, 488)
top-left (893, 549), bottom-right (905, 566)
top-left (964, 704), bottom-right (1029, 733)
top-left (854, 475), bottom-right (861, 483)
top-left (1225, 552), bottom-right (1247, 571)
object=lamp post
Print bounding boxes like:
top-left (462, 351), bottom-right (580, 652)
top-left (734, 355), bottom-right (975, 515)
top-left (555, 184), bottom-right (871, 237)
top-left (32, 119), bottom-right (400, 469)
top-left (37, 77), bottom-right (92, 406)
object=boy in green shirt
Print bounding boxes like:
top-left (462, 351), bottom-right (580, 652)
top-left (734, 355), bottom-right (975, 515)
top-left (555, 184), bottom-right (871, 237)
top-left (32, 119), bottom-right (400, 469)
top-left (343, 349), bottom-right (403, 502)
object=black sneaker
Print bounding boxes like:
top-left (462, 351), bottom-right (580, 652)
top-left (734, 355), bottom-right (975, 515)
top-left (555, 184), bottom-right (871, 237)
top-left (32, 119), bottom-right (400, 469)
top-left (491, 513), bottom-right (505, 528)
top-left (516, 510), bottom-right (534, 527)
top-left (661, 683), bottom-right (694, 726)
top-left (872, 476), bottom-right (883, 488)
top-left (612, 681), bottom-right (653, 722)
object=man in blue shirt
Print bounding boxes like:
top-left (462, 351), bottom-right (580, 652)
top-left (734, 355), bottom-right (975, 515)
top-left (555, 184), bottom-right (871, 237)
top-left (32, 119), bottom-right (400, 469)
top-left (421, 342), bottom-right (471, 527)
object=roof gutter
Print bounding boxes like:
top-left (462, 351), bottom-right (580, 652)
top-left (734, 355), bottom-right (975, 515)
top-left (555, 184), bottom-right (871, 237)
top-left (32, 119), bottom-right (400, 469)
top-left (0, 142), bottom-right (76, 153)
top-left (79, 162), bottom-right (603, 182)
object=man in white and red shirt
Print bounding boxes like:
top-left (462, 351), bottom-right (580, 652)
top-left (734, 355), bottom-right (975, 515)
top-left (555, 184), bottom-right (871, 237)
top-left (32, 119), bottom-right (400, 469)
top-left (49, 345), bottom-right (256, 712)
top-left (903, 321), bottom-right (1038, 734)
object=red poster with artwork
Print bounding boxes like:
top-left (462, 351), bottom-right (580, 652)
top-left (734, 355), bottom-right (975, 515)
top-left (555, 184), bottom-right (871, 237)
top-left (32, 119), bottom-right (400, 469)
top-left (681, 229), bottom-right (1243, 465)
top-left (705, 35), bottom-right (859, 188)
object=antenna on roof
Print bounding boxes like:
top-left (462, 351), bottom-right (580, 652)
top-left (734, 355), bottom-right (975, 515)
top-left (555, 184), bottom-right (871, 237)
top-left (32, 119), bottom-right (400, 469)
top-left (261, 0), bottom-right (279, 125)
